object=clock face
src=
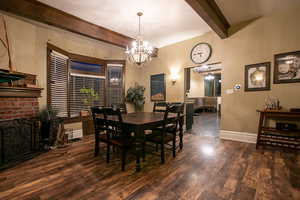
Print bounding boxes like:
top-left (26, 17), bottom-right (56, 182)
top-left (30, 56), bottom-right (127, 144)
top-left (190, 43), bottom-right (212, 64)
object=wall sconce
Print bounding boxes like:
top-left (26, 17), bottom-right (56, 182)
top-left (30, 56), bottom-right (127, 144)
top-left (170, 73), bottom-right (179, 85)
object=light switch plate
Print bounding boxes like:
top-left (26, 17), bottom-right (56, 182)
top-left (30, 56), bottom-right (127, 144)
top-left (226, 89), bottom-right (234, 94)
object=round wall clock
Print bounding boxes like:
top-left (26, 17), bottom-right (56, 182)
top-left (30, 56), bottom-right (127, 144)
top-left (190, 43), bottom-right (212, 64)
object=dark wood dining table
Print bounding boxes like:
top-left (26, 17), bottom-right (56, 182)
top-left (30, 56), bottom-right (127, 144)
top-left (102, 112), bottom-right (184, 172)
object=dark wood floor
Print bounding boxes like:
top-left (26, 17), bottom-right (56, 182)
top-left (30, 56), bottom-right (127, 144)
top-left (191, 112), bottom-right (220, 137)
top-left (0, 114), bottom-right (300, 200)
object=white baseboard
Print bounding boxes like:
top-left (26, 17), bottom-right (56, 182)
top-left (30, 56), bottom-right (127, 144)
top-left (219, 130), bottom-right (257, 144)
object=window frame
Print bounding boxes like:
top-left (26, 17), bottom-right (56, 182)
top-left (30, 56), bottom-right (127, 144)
top-left (105, 60), bottom-right (126, 105)
top-left (47, 43), bottom-right (126, 121)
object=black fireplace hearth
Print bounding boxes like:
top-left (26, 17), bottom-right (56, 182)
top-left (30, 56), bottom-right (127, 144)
top-left (0, 118), bottom-right (42, 170)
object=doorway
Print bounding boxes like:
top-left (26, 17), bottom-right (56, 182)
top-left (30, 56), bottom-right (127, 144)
top-left (184, 63), bottom-right (222, 137)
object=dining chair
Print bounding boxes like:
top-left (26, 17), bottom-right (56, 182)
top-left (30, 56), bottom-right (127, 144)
top-left (146, 103), bottom-right (184, 164)
top-left (91, 107), bottom-right (134, 171)
top-left (153, 101), bottom-right (168, 113)
top-left (91, 106), bottom-right (106, 157)
top-left (111, 103), bottom-right (127, 114)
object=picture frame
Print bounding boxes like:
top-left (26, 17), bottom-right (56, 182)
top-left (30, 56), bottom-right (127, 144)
top-left (150, 73), bottom-right (166, 101)
top-left (274, 51), bottom-right (300, 84)
top-left (245, 62), bottom-right (271, 92)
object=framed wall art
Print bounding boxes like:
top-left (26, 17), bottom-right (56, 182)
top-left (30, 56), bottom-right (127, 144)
top-left (245, 62), bottom-right (271, 91)
top-left (150, 73), bottom-right (166, 101)
top-left (274, 51), bottom-right (300, 84)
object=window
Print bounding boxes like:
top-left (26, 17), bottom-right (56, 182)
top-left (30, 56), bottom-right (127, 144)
top-left (47, 45), bottom-right (125, 118)
top-left (48, 50), bottom-right (69, 117)
top-left (69, 61), bottom-right (105, 117)
top-left (204, 74), bottom-right (221, 97)
top-left (107, 64), bottom-right (124, 105)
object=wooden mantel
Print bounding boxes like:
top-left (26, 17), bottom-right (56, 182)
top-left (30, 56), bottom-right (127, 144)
top-left (0, 86), bottom-right (43, 98)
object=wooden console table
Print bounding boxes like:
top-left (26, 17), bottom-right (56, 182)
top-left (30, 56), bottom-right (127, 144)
top-left (257, 110), bottom-right (300, 150)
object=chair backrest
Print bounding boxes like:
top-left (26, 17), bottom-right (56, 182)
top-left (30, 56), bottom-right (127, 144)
top-left (102, 107), bottom-right (126, 137)
top-left (162, 103), bottom-right (184, 131)
top-left (111, 103), bottom-right (127, 114)
top-left (91, 106), bottom-right (105, 133)
top-left (153, 101), bottom-right (168, 113)
top-left (168, 102), bottom-right (185, 114)
top-left (102, 107), bottom-right (123, 123)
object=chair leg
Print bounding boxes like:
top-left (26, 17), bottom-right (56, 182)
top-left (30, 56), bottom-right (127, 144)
top-left (172, 136), bottom-right (176, 158)
top-left (94, 138), bottom-right (100, 157)
top-left (142, 141), bottom-right (146, 162)
top-left (160, 138), bottom-right (165, 164)
top-left (121, 148), bottom-right (127, 171)
top-left (106, 143), bottom-right (110, 163)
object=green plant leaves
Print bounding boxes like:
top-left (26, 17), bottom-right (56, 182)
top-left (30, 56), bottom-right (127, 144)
top-left (79, 88), bottom-right (99, 105)
top-left (126, 83), bottom-right (145, 111)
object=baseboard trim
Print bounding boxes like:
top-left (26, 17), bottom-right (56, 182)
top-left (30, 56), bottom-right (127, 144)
top-left (219, 130), bottom-right (257, 144)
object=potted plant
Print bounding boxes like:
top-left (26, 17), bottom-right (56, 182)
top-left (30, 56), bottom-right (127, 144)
top-left (38, 107), bottom-right (60, 149)
top-left (126, 83), bottom-right (145, 112)
top-left (79, 88), bottom-right (99, 116)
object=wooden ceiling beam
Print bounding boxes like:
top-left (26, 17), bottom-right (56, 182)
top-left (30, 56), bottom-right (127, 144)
top-left (0, 0), bottom-right (133, 48)
top-left (185, 0), bottom-right (230, 39)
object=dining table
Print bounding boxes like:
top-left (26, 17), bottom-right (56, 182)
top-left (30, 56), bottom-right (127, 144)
top-left (101, 112), bottom-right (184, 172)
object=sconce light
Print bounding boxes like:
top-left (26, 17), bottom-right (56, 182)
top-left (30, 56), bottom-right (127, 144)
top-left (170, 73), bottom-right (179, 85)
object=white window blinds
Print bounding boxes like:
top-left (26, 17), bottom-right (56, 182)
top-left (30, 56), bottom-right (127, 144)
top-left (107, 64), bottom-right (124, 105)
top-left (69, 74), bottom-right (105, 117)
top-left (48, 50), bottom-right (68, 117)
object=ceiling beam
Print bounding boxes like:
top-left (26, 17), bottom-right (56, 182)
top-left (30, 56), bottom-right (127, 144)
top-left (0, 0), bottom-right (133, 48)
top-left (185, 0), bottom-right (230, 39)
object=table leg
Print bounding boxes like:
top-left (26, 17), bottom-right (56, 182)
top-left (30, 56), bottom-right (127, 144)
top-left (135, 126), bottom-right (143, 172)
top-left (256, 112), bottom-right (265, 149)
top-left (179, 116), bottom-right (184, 150)
top-left (94, 132), bottom-right (99, 157)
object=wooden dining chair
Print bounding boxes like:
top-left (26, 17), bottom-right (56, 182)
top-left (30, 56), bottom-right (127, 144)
top-left (153, 102), bottom-right (168, 113)
top-left (91, 107), bottom-right (134, 171)
top-left (91, 106), bottom-right (106, 158)
top-left (111, 103), bottom-right (127, 114)
top-left (146, 103), bottom-right (184, 164)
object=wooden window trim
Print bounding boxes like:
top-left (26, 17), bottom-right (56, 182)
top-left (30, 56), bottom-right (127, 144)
top-left (47, 43), bottom-right (126, 121)
top-left (105, 60), bottom-right (126, 104)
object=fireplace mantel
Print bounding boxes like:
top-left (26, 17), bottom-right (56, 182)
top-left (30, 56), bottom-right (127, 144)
top-left (0, 86), bottom-right (43, 98)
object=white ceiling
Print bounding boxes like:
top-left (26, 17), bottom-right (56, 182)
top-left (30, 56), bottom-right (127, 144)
top-left (37, 0), bottom-right (300, 48)
top-left (216, 0), bottom-right (300, 25)
top-left (38, 0), bottom-right (211, 48)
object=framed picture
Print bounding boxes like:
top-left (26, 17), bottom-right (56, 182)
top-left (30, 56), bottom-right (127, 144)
top-left (150, 73), bottom-right (166, 101)
top-left (245, 62), bottom-right (271, 91)
top-left (274, 51), bottom-right (300, 84)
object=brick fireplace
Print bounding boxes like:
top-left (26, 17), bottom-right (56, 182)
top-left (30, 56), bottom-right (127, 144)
top-left (0, 86), bottom-right (43, 170)
top-left (0, 87), bottom-right (42, 117)
top-left (0, 97), bottom-right (39, 121)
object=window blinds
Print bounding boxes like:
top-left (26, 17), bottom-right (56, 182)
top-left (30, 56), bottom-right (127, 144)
top-left (49, 50), bottom-right (68, 117)
top-left (69, 74), bottom-right (105, 117)
top-left (107, 64), bottom-right (124, 105)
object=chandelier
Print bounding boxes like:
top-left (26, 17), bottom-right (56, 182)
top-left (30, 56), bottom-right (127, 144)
top-left (125, 12), bottom-right (153, 66)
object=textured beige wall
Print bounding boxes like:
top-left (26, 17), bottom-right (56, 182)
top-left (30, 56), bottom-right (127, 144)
top-left (138, 8), bottom-right (300, 133)
top-left (0, 12), bottom-right (138, 112)
top-left (189, 71), bottom-right (205, 98)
